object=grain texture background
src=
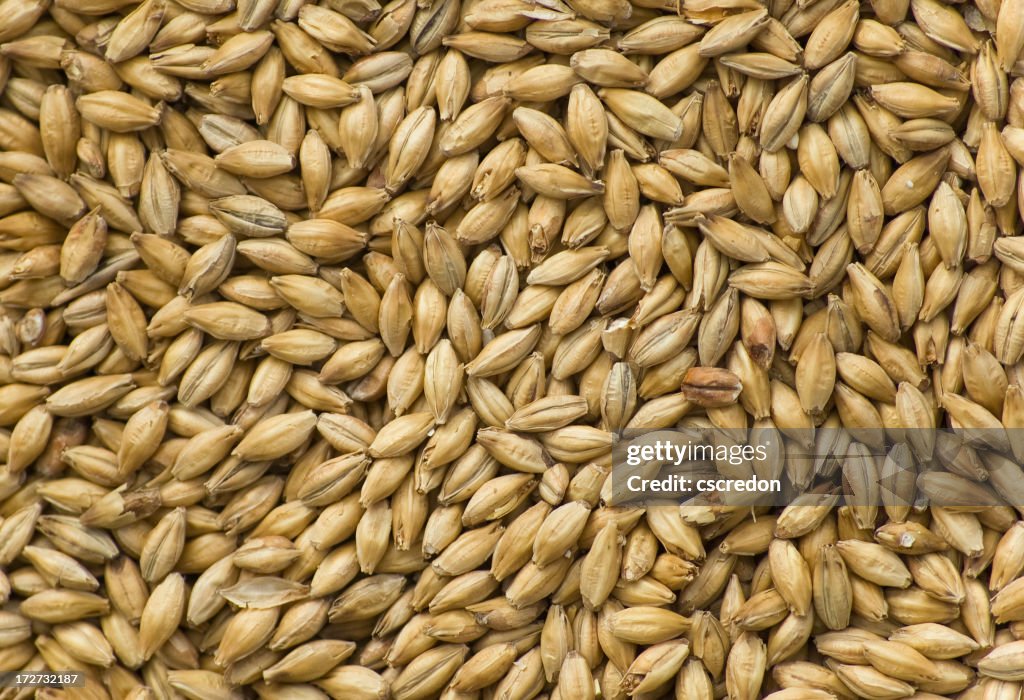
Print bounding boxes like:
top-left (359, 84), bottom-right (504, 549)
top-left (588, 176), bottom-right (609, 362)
top-left (1, 0), bottom-right (1024, 697)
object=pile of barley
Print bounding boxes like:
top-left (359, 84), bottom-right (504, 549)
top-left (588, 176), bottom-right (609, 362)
top-left (4, 0), bottom-right (1024, 696)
